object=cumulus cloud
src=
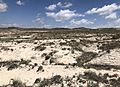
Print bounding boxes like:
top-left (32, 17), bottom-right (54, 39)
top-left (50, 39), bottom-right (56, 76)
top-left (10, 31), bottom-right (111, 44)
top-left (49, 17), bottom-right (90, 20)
top-left (86, 3), bottom-right (120, 15)
top-left (105, 12), bottom-right (117, 19)
top-left (0, 1), bottom-right (8, 12)
top-left (46, 9), bottom-right (84, 22)
top-left (70, 19), bottom-right (94, 25)
top-left (16, 0), bottom-right (24, 6)
top-left (45, 2), bottom-right (72, 11)
top-left (45, 4), bottom-right (57, 11)
top-left (57, 2), bottom-right (72, 8)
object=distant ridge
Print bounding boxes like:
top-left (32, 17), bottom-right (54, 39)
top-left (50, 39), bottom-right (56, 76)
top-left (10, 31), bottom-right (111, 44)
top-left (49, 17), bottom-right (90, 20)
top-left (0, 27), bottom-right (120, 30)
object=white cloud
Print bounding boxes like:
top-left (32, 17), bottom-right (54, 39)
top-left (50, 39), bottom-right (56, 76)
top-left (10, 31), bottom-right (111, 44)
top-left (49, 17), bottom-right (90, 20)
top-left (33, 13), bottom-right (45, 26)
top-left (45, 2), bottom-right (72, 11)
top-left (45, 4), bottom-right (56, 11)
top-left (115, 18), bottom-right (120, 23)
top-left (70, 19), bottom-right (94, 25)
top-left (0, 23), bottom-right (19, 27)
top-left (0, 2), bottom-right (8, 12)
top-left (33, 17), bottom-right (44, 25)
top-left (46, 9), bottom-right (84, 22)
top-left (115, 21), bottom-right (120, 27)
top-left (107, 18), bottom-right (120, 28)
top-left (86, 3), bottom-right (120, 15)
top-left (57, 2), bottom-right (72, 8)
top-left (95, 18), bottom-right (120, 28)
top-left (105, 12), bottom-right (117, 19)
top-left (16, 0), bottom-right (24, 6)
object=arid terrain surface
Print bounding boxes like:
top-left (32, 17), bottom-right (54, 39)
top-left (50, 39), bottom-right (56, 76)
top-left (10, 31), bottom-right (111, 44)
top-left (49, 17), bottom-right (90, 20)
top-left (0, 28), bottom-right (120, 87)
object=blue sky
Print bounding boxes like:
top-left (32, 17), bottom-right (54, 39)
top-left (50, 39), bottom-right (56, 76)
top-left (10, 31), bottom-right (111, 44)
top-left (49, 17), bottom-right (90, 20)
top-left (0, 0), bottom-right (120, 28)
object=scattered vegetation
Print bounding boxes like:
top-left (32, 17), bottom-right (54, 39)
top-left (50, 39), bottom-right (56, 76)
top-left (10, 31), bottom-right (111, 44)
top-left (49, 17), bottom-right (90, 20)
top-left (85, 64), bottom-right (120, 70)
top-left (0, 59), bottom-right (32, 71)
top-left (1, 28), bottom-right (120, 86)
top-left (98, 41), bottom-right (120, 51)
top-left (34, 45), bottom-right (46, 51)
top-left (36, 75), bottom-right (63, 87)
top-left (12, 79), bottom-right (25, 87)
top-left (76, 52), bottom-right (98, 67)
top-left (112, 34), bottom-right (120, 39)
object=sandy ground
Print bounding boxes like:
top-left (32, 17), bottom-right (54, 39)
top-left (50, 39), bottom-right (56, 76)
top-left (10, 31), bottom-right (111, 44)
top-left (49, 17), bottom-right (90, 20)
top-left (0, 30), bottom-right (120, 86)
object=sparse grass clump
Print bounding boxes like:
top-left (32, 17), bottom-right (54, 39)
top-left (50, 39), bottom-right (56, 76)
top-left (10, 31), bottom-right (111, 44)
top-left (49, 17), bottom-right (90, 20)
top-left (41, 53), bottom-right (47, 57)
top-left (0, 60), bottom-right (20, 70)
top-left (7, 63), bottom-right (19, 71)
top-left (39, 78), bottom-right (51, 87)
top-left (34, 45), bottom-right (46, 51)
top-left (83, 71), bottom-right (106, 83)
top-left (38, 75), bottom-right (62, 87)
top-left (85, 64), bottom-right (120, 70)
top-left (36, 66), bottom-right (43, 72)
top-left (59, 42), bottom-right (67, 46)
top-left (20, 59), bottom-right (31, 65)
top-left (76, 52), bottom-right (97, 67)
top-left (12, 80), bottom-right (25, 87)
top-left (51, 75), bottom-right (63, 84)
top-left (112, 34), bottom-right (120, 39)
top-left (98, 41), bottom-right (120, 51)
top-left (0, 46), bottom-right (10, 51)
top-left (0, 59), bottom-right (32, 70)
top-left (9, 79), bottom-right (26, 87)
